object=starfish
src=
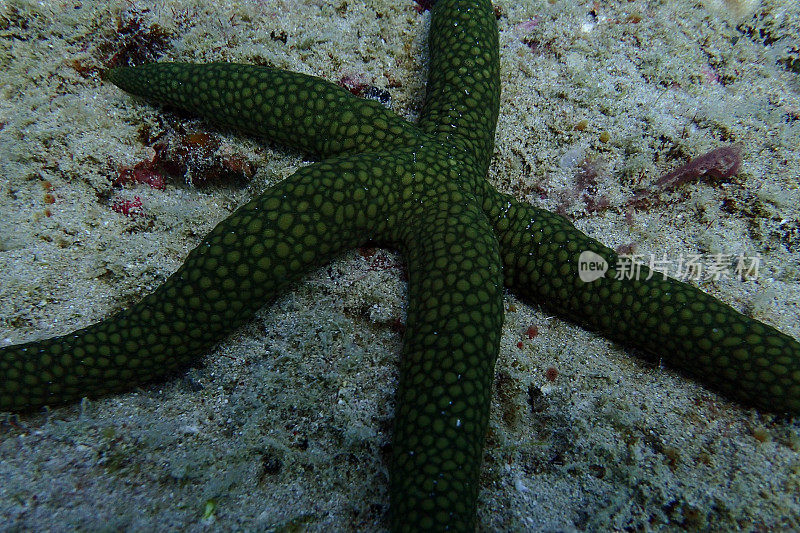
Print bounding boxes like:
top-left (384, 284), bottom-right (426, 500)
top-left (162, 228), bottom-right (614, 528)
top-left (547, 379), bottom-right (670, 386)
top-left (1, 0), bottom-right (799, 530)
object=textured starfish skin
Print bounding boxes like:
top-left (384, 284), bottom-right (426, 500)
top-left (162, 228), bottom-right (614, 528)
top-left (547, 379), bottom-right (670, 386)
top-left (1, 0), bottom-right (799, 530)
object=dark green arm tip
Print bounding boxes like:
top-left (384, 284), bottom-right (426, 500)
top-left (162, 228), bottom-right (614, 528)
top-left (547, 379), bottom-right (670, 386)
top-left (99, 67), bottom-right (116, 82)
top-left (102, 62), bottom-right (423, 158)
top-left (486, 190), bottom-right (800, 415)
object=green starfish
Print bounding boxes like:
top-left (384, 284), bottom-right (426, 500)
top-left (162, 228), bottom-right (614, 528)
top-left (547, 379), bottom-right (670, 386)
top-left (1, 0), bottom-right (799, 530)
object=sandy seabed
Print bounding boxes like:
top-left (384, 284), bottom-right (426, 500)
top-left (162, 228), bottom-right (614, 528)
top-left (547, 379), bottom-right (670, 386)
top-left (1, 0), bottom-right (799, 530)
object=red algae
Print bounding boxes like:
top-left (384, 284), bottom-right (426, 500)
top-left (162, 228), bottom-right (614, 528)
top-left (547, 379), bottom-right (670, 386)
top-left (628, 143), bottom-right (743, 210)
top-left (654, 143), bottom-right (743, 190)
top-left (111, 196), bottom-right (143, 217)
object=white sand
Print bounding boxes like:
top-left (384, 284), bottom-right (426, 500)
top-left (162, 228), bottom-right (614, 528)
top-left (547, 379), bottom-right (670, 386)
top-left (1, 0), bottom-right (798, 530)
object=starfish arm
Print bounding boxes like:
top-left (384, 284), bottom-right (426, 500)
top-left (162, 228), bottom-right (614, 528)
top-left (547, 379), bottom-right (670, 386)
top-left (390, 184), bottom-right (503, 532)
top-left (486, 192), bottom-right (800, 414)
top-left (104, 63), bottom-right (422, 158)
top-left (417, 0), bottom-right (500, 171)
top-left (0, 154), bottom-right (408, 412)
top-left (2, 142), bottom-right (505, 530)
